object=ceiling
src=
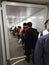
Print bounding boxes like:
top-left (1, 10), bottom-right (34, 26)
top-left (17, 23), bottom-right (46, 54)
top-left (1, 0), bottom-right (49, 5)
top-left (6, 5), bottom-right (45, 32)
top-left (6, 5), bottom-right (43, 18)
top-left (6, 5), bottom-right (43, 24)
top-left (0, 0), bottom-right (47, 31)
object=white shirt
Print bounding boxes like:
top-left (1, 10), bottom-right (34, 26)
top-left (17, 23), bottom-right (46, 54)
top-left (38, 29), bottom-right (49, 38)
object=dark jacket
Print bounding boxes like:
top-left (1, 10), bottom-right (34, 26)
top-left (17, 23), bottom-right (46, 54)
top-left (25, 28), bottom-right (39, 50)
top-left (34, 34), bottom-right (49, 65)
top-left (21, 27), bottom-right (29, 40)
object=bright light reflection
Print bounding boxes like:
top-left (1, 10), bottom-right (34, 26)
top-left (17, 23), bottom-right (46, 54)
top-left (31, 16), bottom-right (37, 19)
top-left (7, 16), bottom-right (16, 19)
top-left (12, 16), bottom-right (15, 19)
top-left (38, 16), bottom-right (44, 19)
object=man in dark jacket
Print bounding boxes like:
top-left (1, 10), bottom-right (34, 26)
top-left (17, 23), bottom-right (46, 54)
top-left (34, 33), bottom-right (49, 65)
top-left (21, 23), bottom-right (29, 49)
top-left (25, 22), bottom-right (39, 63)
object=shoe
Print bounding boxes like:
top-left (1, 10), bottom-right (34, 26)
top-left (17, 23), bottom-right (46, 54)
top-left (31, 58), bottom-right (35, 64)
top-left (25, 57), bottom-right (30, 63)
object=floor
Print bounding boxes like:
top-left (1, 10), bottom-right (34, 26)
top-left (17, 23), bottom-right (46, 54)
top-left (7, 32), bottom-right (35, 65)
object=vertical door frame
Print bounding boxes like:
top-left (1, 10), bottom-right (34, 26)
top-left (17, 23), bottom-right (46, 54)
top-left (0, 7), bottom-right (7, 65)
top-left (2, 1), bottom-right (48, 60)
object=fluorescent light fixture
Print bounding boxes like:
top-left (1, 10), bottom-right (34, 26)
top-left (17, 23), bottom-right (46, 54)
top-left (12, 16), bottom-right (15, 19)
top-left (31, 16), bottom-right (37, 19)
top-left (7, 16), bottom-right (16, 19)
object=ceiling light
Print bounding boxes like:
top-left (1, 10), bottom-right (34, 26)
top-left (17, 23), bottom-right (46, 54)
top-left (7, 16), bottom-right (16, 19)
top-left (31, 16), bottom-right (37, 19)
top-left (12, 16), bottom-right (15, 19)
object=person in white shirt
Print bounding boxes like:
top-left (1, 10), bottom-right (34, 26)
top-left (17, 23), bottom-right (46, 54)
top-left (38, 19), bottom-right (49, 38)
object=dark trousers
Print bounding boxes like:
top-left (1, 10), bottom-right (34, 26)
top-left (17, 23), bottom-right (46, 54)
top-left (17, 35), bottom-right (20, 39)
top-left (25, 49), bottom-right (34, 63)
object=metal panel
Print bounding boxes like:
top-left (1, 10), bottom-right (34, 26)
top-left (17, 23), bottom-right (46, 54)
top-left (0, 8), bottom-right (7, 65)
top-left (0, 24), bottom-right (3, 65)
top-left (1, 0), bottom-right (49, 5)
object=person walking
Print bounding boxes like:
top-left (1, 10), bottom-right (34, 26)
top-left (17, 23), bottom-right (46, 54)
top-left (25, 22), bottom-right (39, 63)
top-left (34, 33), bottom-right (49, 65)
top-left (38, 19), bottom-right (49, 37)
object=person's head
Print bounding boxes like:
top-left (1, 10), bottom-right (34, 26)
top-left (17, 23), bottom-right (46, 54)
top-left (23, 23), bottom-right (27, 28)
top-left (44, 19), bottom-right (49, 31)
top-left (27, 22), bottom-right (32, 28)
top-left (18, 26), bottom-right (21, 29)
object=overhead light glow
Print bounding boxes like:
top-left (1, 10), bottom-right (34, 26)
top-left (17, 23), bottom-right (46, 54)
top-left (31, 16), bottom-right (37, 19)
top-left (39, 16), bottom-right (44, 19)
top-left (27, 18), bottom-right (32, 22)
top-left (6, 16), bottom-right (7, 18)
top-left (12, 16), bottom-right (15, 19)
top-left (7, 16), bottom-right (16, 19)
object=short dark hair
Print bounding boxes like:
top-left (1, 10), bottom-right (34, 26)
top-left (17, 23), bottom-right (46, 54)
top-left (18, 26), bottom-right (21, 28)
top-left (23, 23), bottom-right (27, 26)
top-left (44, 19), bottom-right (49, 29)
top-left (27, 22), bottom-right (32, 27)
top-left (45, 19), bottom-right (49, 25)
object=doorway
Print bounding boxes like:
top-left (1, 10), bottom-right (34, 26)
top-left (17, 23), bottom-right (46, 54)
top-left (2, 1), bottom-right (48, 65)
